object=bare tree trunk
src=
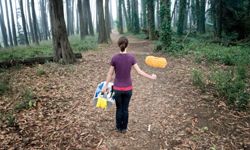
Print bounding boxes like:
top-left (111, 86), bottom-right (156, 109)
top-left (78, 0), bottom-right (86, 39)
top-left (82, 0), bottom-right (89, 35)
top-left (20, 0), bottom-right (29, 45)
top-left (27, 0), bottom-right (35, 43)
top-left (97, 0), bottom-right (108, 43)
top-left (40, 0), bottom-right (49, 40)
top-left (200, 0), bottom-right (206, 33)
top-left (109, 0), bottom-right (114, 31)
top-left (5, 0), bottom-right (13, 46)
top-left (49, 0), bottom-right (76, 64)
top-left (148, 0), bottom-right (156, 39)
top-left (122, 0), bottom-right (129, 31)
top-left (118, 0), bottom-right (124, 34)
top-left (105, 0), bottom-right (111, 41)
top-left (177, 0), bottom-right (187, 35)
top-left (31, 0), bottom-right (39, 44)
top-left (86, 0), bottom-right (94, 35)
top-left (0, 1), bottom-right (8, 47)
top-left (9, 0), bottom-right (18, 46)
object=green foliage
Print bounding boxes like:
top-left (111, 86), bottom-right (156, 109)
top-left (192, 69), bottom-right (206, 91)
top-left (36, 67), bottom-right (46, 76)
top-left (15, 89), bottom-right (36, 112)
top-left (210, 68), bottom-right (249, 109)
top-left (6, 113), bottom-right (17, 127)
top-left (0, 36), bottom-right (97, 62)
top-left (0, 80), bottom-right (9, 95)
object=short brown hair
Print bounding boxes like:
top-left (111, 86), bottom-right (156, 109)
top-left (118, 36), bottom-right (128, 52)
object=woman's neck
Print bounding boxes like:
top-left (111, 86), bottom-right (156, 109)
top-left (120, 49), bottom-right (127, 54)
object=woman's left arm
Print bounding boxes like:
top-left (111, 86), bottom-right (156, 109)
top-left (102, 66), bottom-right (115, 93)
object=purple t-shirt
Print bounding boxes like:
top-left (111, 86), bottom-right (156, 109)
top-left (111, 53), bottom-right (136, 87)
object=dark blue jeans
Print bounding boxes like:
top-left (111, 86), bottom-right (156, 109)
top-left (113, 90), bottom-right (132, 131)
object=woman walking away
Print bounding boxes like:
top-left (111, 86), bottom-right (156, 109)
top-left (102, 36), bottom-right (157, 133)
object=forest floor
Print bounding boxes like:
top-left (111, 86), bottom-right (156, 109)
top-left (0, 32), bottom-right (249, 150)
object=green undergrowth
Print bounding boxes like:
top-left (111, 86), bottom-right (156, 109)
top-left (0, 35), bottom-right (97, 62)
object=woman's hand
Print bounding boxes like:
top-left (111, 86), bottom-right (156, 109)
top-left (151, 74), bottom-right (157, 80)
top-left (101, 86), bottom-right (108, 94)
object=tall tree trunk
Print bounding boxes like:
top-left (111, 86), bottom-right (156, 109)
top-left (160, 0), bottom-right (171, 48)
top-left (118, 0), bottom-right (124, 34)
top-left (9, 0), bottom-right (18, 46)
top-left (49, 0), bottom-right (76, 64)
top-left (82, 0), bottom-right (89, 35)
top-left (97, 0), bottom-right (108, 43)
top-left (31, 0), bottom-right (39, 44)
top-left (0, 1), bottom-right (8, 47)
top-left (96, 3), bottom-right (99, 33)
top-left (20, 0), bottom-right (29, 45)
top-left (78, 0), bottom-right (86, 39)
top-left (27, 0), bottom-right (35, 43)
top-left (40, 0), bottom-right (49, 40)
top-left (177, 0), bottom-right (187, 35)
top-left (147, 0), bottom-right (156, 39)
top-left (86, 0), bottom-right (94, 35)
top-left (109, 0), bottom-right (114, 31)
top-left (127, 0), bottom-right (132, 31)
top-left (141, 0), bottom-right (147, 29)
top-left (200, 0), bottom-right (206, 33)
top-left (66, 0), bottom-right (71, 35)
top-left (156, 0), bottom-right (160, 29)
top-left (131, 0), bottom-right (140, 33)
top-left (122, 0), bottom-right (129, 31)
top-left (105, 0), bottom-right (111, 41)
top-left (195, 0), bottom-right (201, 32)
top-left (5, 0), bottom-right (13, 46)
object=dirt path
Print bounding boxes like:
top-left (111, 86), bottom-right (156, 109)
top-left (1, 32), bottom-right (249, 150)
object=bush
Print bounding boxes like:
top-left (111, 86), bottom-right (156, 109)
top-left (192, 69), bottom-right (206, 91)
top-left (211, 69), bottom-right (249, 109)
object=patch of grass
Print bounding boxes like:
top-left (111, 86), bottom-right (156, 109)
top-left (192, 69), bottom-right (206, 91)
top-left (0, 35), bottom-right (98, 62)
top-left (6, 113), bottom-right (18, 127)
top-left (15, 89), bottom-right (36, 112)
top-left (0, 80), bottom-right (9, 95)
top-left (36, 66), bottom-right (46, 76)
top-left (210, 68), bottom-right (249, 110)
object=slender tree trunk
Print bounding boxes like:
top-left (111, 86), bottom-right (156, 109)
top-left (49, 0), bottom-right (76, 64)
top-left (31, 0), bottom-right (39, 44)
top-left (66, 0), bottom-right (71, 35)
top-left (195, 0), bottom-right (201, 32)
top-left (118, 0), bottom-right (124, 34)
top-left (0, 1), bottom-right (8, 47)
top-left (141, 0), bottom-right (147, 29)
top-left (122, 0), bottom-right (129, 31)
top-left (147, 0), bottom-right (156, 39)
top-left (177, 0), bottom-right (187, 35)
top-left (96, 3), bottom-right (99, 33)
top-left (109, 0), bottom-right (114, 31)
top-left (9, 0), bottom-right (18, 46)
top-left (20, 0), bottom-right (29, 45)
top-left (78, 0), bottom-right (86, 39)
top-left (200, 0), bottom-right (206, 33)
top-left (97, 0), bottom-right (108, 43)
top-left (5, 0), bottom-right (13, 46)
top-left (127, 0), bottom-right (132, 31)
top-left (27, 0), bottom-right (35, 43)
top-left (105, 0), bottom-right (111, 41)
top-left (41, 0), bottom-right (49, 40)
top-left (156, 0), bottom-right (160, 29)
top-left (86, 0), bottom-right (94, 35)
top-left (82, 0), bottom-right (89, 35)
top-left (160, 0), bottom-right (171, 47)
top-left (132, 0), bottom-right (140, 33)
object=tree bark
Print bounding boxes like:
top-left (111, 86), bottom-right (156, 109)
top-left (177, 0), bottom-right (187, 35)
top-left (40, 0), bottom-right (49, 40)
top-left (97, 0), bottom-right (108, 43)
top-left (118, 0), bottom-right (124, 34)
top-left (27, 0), bottom-right (35, 43)
top-left (0, 1), bottom-right (8, 47)
top-left (78, 0), bottom-right (86, 39)
top-left (199, 0), bottom-right (206, 33)
top-left (132, 0), bottom-right (140, 33)
top-left (31, 0), bottom-right (39, 44)
top-left (86, 0), bottom-right (94, 35)
top-left (9, 0), bottom-right (18, 46)
top-left (20, 0), bottom-right (29, 45)
top-left (5, 0), bottom-right (13, 46)
top-left (105, 0), bottom-right (111, 41)
top-left (147, 0), bottom-right (156, 40)
top-left (160, 0), bottom-right (171, 47)
top-left (82, 0), bottom-right (89, 35)
top-left (49, 0), bottom-right (76, 64)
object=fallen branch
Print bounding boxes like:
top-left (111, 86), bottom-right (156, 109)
top-left (0, 53), bottom-right (82, 68)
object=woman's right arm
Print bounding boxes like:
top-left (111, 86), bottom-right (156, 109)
top-left (133, 63), bottom-right (157, 80)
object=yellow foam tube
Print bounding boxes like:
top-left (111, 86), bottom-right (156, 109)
top-left (145, 56), bottom-right (167, 68)
top-left (96, 97), bottom-right (107, 109)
